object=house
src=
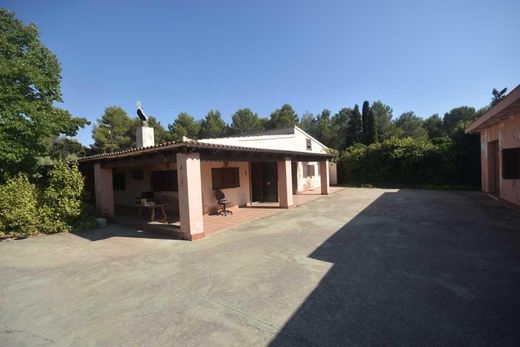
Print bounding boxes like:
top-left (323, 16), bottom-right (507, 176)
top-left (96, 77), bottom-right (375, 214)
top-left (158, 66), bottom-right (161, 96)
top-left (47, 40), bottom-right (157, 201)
top-left (78, 126), bottom-right (334, 240)
top-left (198, 126), bottom-right (337, 192)
top-left (466, 84), bottom-right (520, 206)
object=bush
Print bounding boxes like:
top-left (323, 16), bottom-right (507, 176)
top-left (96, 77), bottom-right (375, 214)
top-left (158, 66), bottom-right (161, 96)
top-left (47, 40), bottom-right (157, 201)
top-left (337, 134), bottom-right (480, 189)
top-left (0, 161), bottom-right (97, 237)
top-left (40, 161), bottom-right (84, 233)
top-left (0, 175), bottom-right (40, 237)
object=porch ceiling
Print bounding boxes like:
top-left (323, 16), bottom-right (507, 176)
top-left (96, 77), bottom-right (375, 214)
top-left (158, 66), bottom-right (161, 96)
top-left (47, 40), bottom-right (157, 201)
top-left (77, 140), bottom-right (332, 168)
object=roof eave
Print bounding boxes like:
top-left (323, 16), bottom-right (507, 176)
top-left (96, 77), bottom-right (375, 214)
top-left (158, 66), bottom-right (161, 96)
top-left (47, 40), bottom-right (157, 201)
top-left (466, 84), bottom-right (520, 134)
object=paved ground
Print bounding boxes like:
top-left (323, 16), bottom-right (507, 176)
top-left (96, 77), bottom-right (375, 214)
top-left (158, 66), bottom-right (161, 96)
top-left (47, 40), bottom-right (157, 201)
top-left (1, 188), bottom-right (520, 346)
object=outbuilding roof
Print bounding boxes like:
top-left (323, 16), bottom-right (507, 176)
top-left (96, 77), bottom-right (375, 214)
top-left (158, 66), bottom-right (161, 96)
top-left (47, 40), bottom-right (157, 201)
top-left (466, 84), bottom-right (520, 133)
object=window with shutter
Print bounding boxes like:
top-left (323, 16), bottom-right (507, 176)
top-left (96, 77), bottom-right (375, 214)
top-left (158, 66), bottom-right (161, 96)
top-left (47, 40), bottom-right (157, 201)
top-left (212, 168), bottom-right (240, 189)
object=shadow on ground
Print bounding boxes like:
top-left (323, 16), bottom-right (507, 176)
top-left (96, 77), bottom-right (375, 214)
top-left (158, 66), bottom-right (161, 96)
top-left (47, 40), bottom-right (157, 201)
top-left (269, 190), bottom-right (520, 346)
top-left (73, 225), bottom-right (174, 241)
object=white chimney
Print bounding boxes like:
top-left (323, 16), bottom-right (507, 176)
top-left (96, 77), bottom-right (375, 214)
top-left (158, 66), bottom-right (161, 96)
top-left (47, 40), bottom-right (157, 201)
top-left (136, 126), bottom-right (154, 147)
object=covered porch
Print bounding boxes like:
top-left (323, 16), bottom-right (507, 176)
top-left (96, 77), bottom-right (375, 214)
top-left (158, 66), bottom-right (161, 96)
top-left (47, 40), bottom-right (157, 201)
top-left (78, 141), bottom-right (333, 240)
top-left (108, 186), bottom-right (344, 238)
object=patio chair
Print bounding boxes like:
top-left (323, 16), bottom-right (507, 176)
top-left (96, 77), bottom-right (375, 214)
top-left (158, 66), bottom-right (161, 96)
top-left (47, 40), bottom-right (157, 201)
top-left (215, 189), bottom-right (233, 216)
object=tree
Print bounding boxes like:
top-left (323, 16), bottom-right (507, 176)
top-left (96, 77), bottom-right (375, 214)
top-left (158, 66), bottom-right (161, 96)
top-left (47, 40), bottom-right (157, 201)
top-left (199, 110), bottom-right (228, 138)
top-left (361, 101), bottom-right (370, 144)
top-left (314, 109), bottom-right (334, 147)
top-left (267, 104), bottom-right (299, 129)
top-left (423, 114), bottom-right (444, 139)
top-left (394, 112), bottom-right (428, 139)
top-left (371, 101), bottom-right (396, 142)
top-left (442, 106), bottom-right (476, 136)
top-left (299, 112), bottom-right (317, 137)
top-left (49, 136), bottom-right (87, 160)
top-left (346, 104), bottom-right (363, 146)
top-left (491, 87), bottom-right (508, 107)
top-left (91, 106), bottom-right (134, 153)
top-left (329, 108), bottom-right (351, 150)
top-left (0, 9), bottom-right (88, 181)
top-left (230, 108), bottom-right (263, 135)
top-left (361, 101), bottom-right (377, 145)
top-left (168, 112), bottom-right (201, 141)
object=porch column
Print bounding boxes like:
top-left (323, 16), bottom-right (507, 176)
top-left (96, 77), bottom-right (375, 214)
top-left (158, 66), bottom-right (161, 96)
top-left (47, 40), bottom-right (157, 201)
top-left (177, 152), bottom-right (204, 240)
top-left (278, 157), bottom-right (294, 208)
top-left (319, 160), bottom-right (330, 195)
top-left (93, 163), bottom-right (114, 216)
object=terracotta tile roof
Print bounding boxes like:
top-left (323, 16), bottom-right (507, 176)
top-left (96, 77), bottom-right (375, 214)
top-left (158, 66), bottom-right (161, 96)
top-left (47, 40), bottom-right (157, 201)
top-left (77, 140), bottom-right (332, 163)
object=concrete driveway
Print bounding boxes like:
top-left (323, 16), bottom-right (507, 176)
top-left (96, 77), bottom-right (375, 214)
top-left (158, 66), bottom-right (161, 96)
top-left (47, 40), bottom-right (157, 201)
top-left (1, 188), bottom-right (520, 346)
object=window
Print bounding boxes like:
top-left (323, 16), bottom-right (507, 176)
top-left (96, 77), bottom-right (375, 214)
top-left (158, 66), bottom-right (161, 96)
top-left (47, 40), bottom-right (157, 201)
top-left (503, 148), bottom-right (520, 179)
top-left (113, 173), bottom-right (126, 191)
top-left (306, 138), bottom-right (312, 151)
top-left (212, 167), bottom-right (240, 189)
top-left (151, 170), bottom-right (178, 191)
top-left (303, 164), bottom-right (315, 178)
top-left (132, 169), bottom-right (144, 180)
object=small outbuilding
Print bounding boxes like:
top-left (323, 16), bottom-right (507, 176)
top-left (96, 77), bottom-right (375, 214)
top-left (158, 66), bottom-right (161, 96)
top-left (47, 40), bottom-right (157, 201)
top-left (466, 84), bottom-right (520, 206)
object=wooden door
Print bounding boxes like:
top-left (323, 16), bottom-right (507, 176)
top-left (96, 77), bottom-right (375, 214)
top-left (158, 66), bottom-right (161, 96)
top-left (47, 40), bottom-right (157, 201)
top-left (262, 162), bottom-right (278, 202)
top-left (487, 140), bottom-right (500, 195)
top-left (250, 162), bottom-right (278, 202)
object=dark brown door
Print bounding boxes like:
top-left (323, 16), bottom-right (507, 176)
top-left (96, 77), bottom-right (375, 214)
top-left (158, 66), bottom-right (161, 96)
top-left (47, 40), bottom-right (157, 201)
top-left (488, 140), bottom-right (500, 195)
top-left (251, 162), bottom-right (263, 202)
top-left (251, 162), bottom-right (278, 202)
top-left (291, 162), bottom-right (298, 193)
top-left (493, 142), bottom-right (500, 194)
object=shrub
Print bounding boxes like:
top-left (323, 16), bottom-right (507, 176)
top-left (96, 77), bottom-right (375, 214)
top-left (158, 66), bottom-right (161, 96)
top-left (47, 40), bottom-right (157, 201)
top-left (40, 161), bottom-right (84, 233)
top-left (338, 135), bottom-right (480, 189)
top-left (0, 161), bottom-right (97, 237)
top-left (0, 175), bottom-right (40, 237)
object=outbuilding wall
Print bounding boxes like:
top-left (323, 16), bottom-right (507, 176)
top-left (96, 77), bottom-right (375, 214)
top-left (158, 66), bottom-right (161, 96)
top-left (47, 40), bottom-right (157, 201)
top-left (480, 113), bottom-right (520, 206)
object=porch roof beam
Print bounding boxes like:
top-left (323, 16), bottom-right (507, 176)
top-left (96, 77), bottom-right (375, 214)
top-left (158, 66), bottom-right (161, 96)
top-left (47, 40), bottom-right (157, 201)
top-left (198, 149), bottom-right (329, 162)
top-left (101, 152), bottom-right (177, 168)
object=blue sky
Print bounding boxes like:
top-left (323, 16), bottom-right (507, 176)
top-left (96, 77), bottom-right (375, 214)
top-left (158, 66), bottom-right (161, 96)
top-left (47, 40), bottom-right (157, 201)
top-left (3, 0), bottom-right (519, 145)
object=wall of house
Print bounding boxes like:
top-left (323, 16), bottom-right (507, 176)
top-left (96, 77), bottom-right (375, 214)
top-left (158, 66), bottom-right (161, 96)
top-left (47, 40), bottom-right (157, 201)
top-left (295, 161), bottom-right (321, 192)
top-left (112, 163), bottom-right (179, 212)
top-left (480, 112), bottom-right (520, 206)
top-left (200, 161), bottom-right (251, 214)
top-left (199, 127), bottom-right (330, 193)
top-left (329, 162), bottom-right (338, 185)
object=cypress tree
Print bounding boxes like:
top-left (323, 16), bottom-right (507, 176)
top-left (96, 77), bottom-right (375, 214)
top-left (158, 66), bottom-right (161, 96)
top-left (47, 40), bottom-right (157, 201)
top-left (361, 101), bottom-right (378, 144)
top-left (346, 104), bottom-right (363, 146)
top-left (367, 108), bottom-right (377, 144)
top-left (362, 101), bottom-right (370, 144)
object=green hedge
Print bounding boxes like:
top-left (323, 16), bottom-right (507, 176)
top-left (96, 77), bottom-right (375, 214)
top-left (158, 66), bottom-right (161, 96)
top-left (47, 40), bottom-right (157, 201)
top-left (337, 133), bottom-right (480, 189)
top-left (0, 161), bottom-right (96, 238)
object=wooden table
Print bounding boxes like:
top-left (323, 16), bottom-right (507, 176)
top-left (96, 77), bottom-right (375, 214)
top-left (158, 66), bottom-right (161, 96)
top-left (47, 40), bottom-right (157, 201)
top-left (138, 203), bottom-right (168, 223)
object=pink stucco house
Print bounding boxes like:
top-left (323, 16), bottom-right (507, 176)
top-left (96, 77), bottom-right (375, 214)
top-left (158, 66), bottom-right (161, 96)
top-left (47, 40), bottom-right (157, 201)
top-left (466, 84), bottom-right (520, 206)
top-left (78, 126), bottom-right (333, 240)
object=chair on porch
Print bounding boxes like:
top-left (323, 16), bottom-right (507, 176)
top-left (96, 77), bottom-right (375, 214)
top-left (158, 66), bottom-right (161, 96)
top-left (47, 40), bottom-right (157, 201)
top-left (215, 189), bottom-right (232, 216)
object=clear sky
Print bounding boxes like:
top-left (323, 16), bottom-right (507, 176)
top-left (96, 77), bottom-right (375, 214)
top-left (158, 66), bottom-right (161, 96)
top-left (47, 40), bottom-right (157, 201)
top-left (3, 0), bottom-right (520, 145)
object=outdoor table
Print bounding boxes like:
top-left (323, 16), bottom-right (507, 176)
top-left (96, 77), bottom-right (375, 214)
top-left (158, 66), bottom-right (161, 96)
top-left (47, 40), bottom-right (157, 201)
top-left (137, 203), bottom-right (168, 223)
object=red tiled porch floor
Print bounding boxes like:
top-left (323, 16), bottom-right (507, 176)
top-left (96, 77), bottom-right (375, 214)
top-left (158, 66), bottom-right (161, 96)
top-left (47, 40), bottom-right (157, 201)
top-left (203, 186), bottom-right (343, 236)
